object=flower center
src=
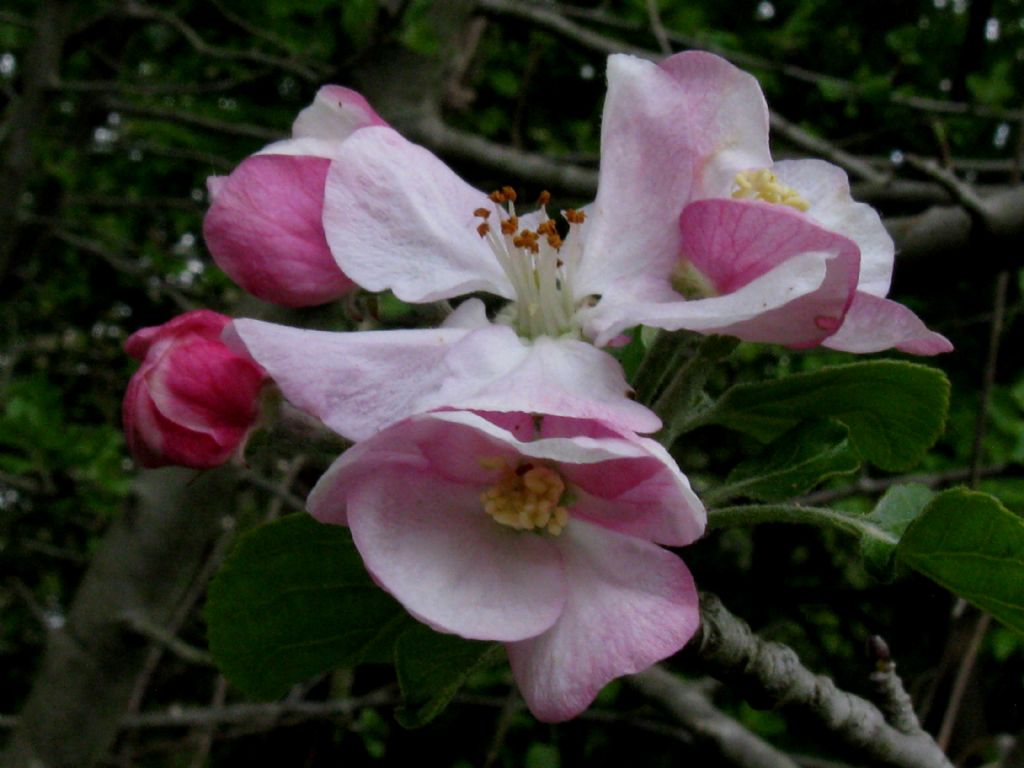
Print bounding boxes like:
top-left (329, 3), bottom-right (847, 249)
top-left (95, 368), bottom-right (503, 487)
top-left (480, 460), bottom-right (570, 536)
top-left (474, 188), bottom-right (586, 340)
top-left (671, 260), bottom-right (718, 299)
top-left (731, 169), bottom-right (809, 211)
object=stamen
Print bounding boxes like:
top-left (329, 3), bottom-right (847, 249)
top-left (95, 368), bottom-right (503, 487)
top-left (732, 169), bottom-right (810, 211)
top-left (471, 187), bottom-right (586, 338)
top-left (473, 207), bottom-right (491, 219)
top-left (480, 462), bottom-right (570, 536)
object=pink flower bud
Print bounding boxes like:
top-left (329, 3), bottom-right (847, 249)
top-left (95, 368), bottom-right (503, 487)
top-left (202, 86), bottom-right (386, 307)
top-left (123, 310), bottom-right (267, 469)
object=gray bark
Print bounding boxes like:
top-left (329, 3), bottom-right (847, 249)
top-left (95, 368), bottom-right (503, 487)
top-left (0, 467), bottom-right (236, 768)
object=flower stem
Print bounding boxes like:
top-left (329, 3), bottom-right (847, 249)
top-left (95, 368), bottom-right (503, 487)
top-left (707, 503), bottom-right (897, 546)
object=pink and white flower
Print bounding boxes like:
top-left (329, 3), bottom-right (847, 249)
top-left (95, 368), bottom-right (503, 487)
top-left (203, 87), bottom-right (385, 307)
top-left (316, 51), bottom-right (948, 354)
top-left (123, 310), bottom-right (267, 469)
top-left (307, 409), bottom-right (706, 721)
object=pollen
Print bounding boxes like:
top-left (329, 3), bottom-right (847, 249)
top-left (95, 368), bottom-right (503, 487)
top-left (564, 209), bottom-right (586, 224)
top-left (477, 222), bottom-right (491, 237)
top-left (473, 207), bottom-right (491, 219)
top-left (500, 216), bottom-right (519, 235)
top-left (480, 463), bottom-right (570, 536)
top-left (732, 169), bottom-right (810, 212)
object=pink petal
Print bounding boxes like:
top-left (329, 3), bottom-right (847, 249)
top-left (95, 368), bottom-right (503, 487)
top-left (203, 154), bottom-right (354, 306)
top-left (428, 334), bottom-right (661, 435)
top-left (342, 467), bottom-right (565, 642)
top-left (586, 200), bottom-right (860, 348)
top-left (561, 436), bottom-right (706, 547)
top-left (291, 85), bottom-right (387, 141)
top-left (773, 159), bottom-right (894, 297)
top-left (681, 199), bottom-right (859, 295)
top-left (227, 319), bottom-right (472, 441)
top-left (123, 367), bottom-right (240, 469)
top-left (144, 339), bottom-right (265, 435)
top-left (229, 319), bottom-right (661, 441)
top-left (823, 291), bottom-right (952, 355)
top-left (323, 127), bottom-right (513, 302)
top-left (124, 309), bottom-right (228, 360)
top-left (577, 51), bottom-right (771, 296)
top-left (507, 521), bottom-right (699, 722)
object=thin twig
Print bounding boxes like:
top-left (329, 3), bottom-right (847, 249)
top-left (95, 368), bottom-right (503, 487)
top-left (868, 636), bottom-right (924, 736)
top-left (123, 689), bottom-right (398, 729)
top-left (237, 466), bottom-right (307, 514)
top-left (644, 0), bottom-right (672, 55)
top-left (796, 464), bottom-right (1012, 506)
top-left (105, 99), bottom-right (282, 142)
top-left (411, 115), bottom-right (599, 196)
top-left (935, 269), bottom-right (1009, 750)
top-left (482, 689), bottom-right (523, 768)
top-left (187, 675), bottom-right (227, 768)
top-left (58, 69), bottom-right (271, 96)
top-left (119, 1), bottom-right (326, 82)
top-left (904, 155), bottom-right (990, 222)
top-left (120, 611), bottom-right (216, 667)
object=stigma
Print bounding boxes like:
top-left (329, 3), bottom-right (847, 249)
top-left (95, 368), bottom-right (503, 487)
top-left (732, 169), bottom-right (810, 211)
top-left (480, 461), bottom-right (570, 536)
top-left (473, 188), bottom-right (586, 340)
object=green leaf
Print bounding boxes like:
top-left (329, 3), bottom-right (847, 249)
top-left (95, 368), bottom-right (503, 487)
top-left (898, 488), bottom-right (1024, 635)
top-left (697, 361), bottom-right (949, 471)
top-left (707, 419), bottom-right (860, 504)
top-left (860, 483), bottom-right (935, 579)
top-left (394, 623), bottom-right (502, 728)
top-left (205, 515), bottom-right (409, 699)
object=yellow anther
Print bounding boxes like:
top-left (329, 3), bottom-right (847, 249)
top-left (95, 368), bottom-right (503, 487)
top-left (480, 463), bottom-right (570, 536)
top-left (565, 208), bottom-right (586, 224)
top-left (732, 169), bottom-right (810, 212)
top-left (500, 216), bottom-right (519, 235)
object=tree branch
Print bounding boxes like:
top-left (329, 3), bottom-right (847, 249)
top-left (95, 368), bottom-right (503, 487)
top-left (0, 467), bottom-right (239, 768)
top-left (686, 594), bottom-right (953, 768)
top-left (629, 667), bottom-right (803, 768)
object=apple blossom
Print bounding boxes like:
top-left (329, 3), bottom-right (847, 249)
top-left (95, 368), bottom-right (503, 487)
top-left (203, 86), bottom-right (385, 307)
top-left (306, 409), bottom-right (706, 721)
top-left (317, 51), bottom-right (948, 354)
top-left (123, 310), bottom-right (267, 469)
